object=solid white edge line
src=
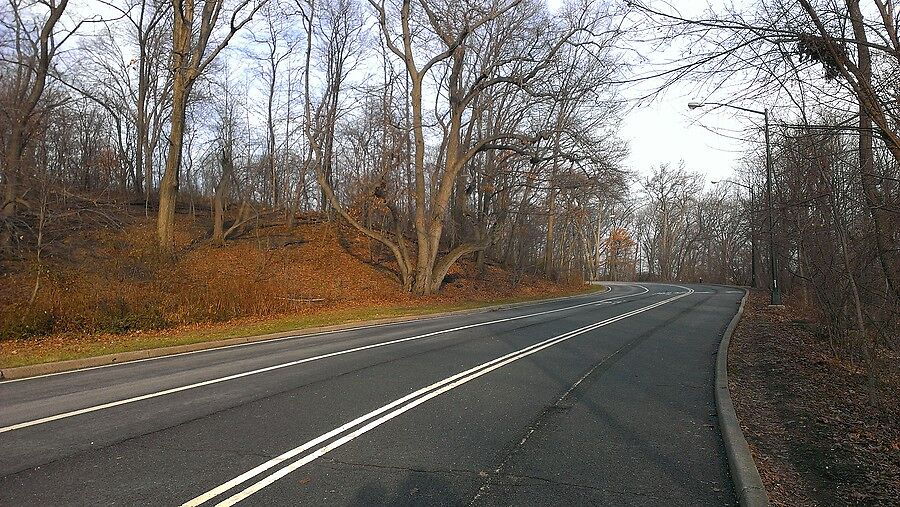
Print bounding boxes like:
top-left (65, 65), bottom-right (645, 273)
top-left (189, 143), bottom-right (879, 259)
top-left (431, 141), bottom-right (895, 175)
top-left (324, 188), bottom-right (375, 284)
top-left (179, 318), bottom-right (600, 506)
top-left (0, 287), bottom-right (614, 384)
top-left (211, 291), bottom-right (691, 506)
top-left (186, 286), bottom-right (692, 506)
top-left (0, 286), bottom-right (647, 434)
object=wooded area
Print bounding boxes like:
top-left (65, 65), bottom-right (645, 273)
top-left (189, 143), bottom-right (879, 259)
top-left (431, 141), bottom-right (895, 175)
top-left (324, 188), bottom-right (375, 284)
top-left (0, 0), bottom-right (897, 389)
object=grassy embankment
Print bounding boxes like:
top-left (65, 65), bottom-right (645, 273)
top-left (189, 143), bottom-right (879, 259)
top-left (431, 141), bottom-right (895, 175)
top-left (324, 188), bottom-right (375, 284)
top-left (1, 208), bottom-right (600, 369)
top-left (1, 285), bottom-right (601, 369)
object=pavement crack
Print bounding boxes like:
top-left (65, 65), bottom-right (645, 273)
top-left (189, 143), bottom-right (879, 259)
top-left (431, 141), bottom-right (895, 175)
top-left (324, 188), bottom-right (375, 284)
top-left (650, 382), bottom-right (705, 389)
top-left (487, 471), bottom-right (679, 501)
top-left (468, 293), bottom-right (714, 506)
top-left (323, 458), bottom-right (477, 478)
top-left (325, 459), bottom-right (676, 501)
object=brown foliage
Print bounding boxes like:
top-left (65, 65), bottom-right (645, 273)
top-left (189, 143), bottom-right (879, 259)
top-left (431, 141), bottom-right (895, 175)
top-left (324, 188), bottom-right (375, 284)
top-left (0, 205), bottom-right (573, 341)
top-left (730, 291), bottom-right (900, 506)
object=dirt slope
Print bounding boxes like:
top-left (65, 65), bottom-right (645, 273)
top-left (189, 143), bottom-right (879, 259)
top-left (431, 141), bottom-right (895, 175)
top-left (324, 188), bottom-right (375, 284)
top-left (1, 206), bottom-right (576, 344)
top-left (729, 291), bottom-right (900, 506)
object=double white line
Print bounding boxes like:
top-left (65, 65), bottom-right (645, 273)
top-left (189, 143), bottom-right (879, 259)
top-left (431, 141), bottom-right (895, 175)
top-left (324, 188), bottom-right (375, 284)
top-left (183, 287), bottom-right (692, 506)
top-left (1, 286), bottom-right (644, 435)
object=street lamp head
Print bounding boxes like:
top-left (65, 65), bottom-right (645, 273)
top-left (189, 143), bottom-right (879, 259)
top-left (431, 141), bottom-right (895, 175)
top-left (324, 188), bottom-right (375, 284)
top-left (687, 102), bottom-right (705, 109)
top-left (710, 180), bottom-right (719, 184)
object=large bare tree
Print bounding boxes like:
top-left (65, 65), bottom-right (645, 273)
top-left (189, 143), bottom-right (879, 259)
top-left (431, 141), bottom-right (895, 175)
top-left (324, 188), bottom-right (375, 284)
top-left (310, 0), bottom-right (620, 294)
top-left (156, 0), bottom-right (265, 252)
top-left (1, 0), bottom-right (68, 246)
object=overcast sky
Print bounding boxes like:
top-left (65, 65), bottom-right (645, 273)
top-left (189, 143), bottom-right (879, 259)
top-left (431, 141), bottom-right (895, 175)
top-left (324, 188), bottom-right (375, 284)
top-left (609, 0), bottom-right (763, 184)
top-left (619, 89), bottom-right (758, 183)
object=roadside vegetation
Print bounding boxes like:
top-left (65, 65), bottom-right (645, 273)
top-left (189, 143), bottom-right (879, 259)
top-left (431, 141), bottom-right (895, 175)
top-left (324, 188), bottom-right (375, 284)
top-left (730, 291), bottom-right (900, 506)
top-left (0, 0), bottom-right (897, 499)
top-left (0, 206), bottom-right (593, 367)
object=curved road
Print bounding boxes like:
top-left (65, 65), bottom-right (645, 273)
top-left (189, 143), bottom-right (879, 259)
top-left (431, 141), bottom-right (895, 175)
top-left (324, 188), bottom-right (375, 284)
top-left (0, 282), bottom-right (744, 506)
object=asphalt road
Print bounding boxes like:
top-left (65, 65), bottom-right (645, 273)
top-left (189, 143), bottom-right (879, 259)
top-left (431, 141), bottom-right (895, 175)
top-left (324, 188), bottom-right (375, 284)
top-left (0, 282), bottom-right (745, 506)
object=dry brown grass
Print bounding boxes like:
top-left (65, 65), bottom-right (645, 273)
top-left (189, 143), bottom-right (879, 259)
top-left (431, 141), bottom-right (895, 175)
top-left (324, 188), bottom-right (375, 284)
top-left (0, 206), bottom-right (584, 366)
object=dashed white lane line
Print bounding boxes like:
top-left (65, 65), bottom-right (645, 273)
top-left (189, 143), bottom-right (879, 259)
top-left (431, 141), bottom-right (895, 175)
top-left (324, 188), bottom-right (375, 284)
top-left (183, 286), bottom-right (693, 506)
top-left (0, 286), bottom-right (650, 434)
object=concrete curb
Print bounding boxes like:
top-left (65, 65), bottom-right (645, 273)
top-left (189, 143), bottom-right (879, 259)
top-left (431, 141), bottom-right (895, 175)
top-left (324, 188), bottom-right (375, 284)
top-left (0, 286), bottom-right (608, 381)
top-left (716, 289), bottom-right (770, 506)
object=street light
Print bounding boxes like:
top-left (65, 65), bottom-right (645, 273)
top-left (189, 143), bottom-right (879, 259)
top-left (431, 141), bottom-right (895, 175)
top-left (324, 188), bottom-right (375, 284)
top-left (690, 101), bottom-right (781, 305)
top-left (712, 179), bottom-right (757, 288)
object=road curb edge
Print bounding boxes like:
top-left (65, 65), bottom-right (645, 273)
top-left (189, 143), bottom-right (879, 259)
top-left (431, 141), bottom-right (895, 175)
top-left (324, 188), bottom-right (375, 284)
top-left (716, 289), bottom-right (770, 506)
top-left (0, 286), bottom-right (608, 381)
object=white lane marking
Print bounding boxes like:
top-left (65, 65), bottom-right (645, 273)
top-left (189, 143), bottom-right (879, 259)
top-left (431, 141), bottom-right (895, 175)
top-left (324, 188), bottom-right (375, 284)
top-left (0, 288), bottom-right (614, 384)
top-left (205, 289), bottom-right (692, 506)
top-left (184, 286), bottom-right (692, 506)
top-left (0, 286), bottom-right (648, 434)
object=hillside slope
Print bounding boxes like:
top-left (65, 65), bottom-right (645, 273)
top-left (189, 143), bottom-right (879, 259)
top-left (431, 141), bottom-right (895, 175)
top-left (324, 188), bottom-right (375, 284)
top-left (0, 205), bottom-right (581, 365)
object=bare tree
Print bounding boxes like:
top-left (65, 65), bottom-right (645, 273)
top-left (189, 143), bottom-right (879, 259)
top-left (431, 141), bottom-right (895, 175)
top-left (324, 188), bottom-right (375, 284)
top-left (628, 0), bottom-right (900, 297)
top-left (157, 0), bottom-right (265, 252)
top-left (247, 0), bottom-right (300, 209)
top-left (795, 0), bottom-right (900, 298)
top-left (1, 0), bottom-right (68, 249)
top-left (307, 0), bottom-right (622, 294)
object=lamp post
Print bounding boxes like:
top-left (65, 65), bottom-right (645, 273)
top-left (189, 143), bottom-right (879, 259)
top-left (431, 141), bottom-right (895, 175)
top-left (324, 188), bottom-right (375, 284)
top-left (712, 179), bottom-right (757, 288)
top-left (689, 102), bottom-right (781, 305)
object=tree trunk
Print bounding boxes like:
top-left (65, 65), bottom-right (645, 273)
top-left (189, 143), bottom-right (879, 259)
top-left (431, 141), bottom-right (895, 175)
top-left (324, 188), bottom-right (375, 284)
top-left (2, 128), bottom-right (23, 219)
top-left (157, 71), bottom-right (190, 253)
top-left (157, 0), bottom-right (194, 253)
top-left (845, 0), bottom-right (900, 299)
top-left (136, 48), bottom-right (149, 198)
top-left (409, 68), bottom-right (432, 295)
top-left (212, 175), bottom-right (228, 244)
top-left (544, 186), bottom-right (557, 278)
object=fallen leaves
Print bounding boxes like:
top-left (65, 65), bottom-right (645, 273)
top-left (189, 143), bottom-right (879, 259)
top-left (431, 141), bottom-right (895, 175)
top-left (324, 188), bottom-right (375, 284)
top-left (729, 291), bottom-right (900, 506)
top-left (1, 213), bottom-right (584, 368)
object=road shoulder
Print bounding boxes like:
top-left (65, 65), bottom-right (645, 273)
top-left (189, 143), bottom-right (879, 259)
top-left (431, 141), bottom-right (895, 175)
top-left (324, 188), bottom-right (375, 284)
top-left (0, 286), bottom-right (607, 381)
top-left (715, 288), bottom-right (770, 506)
